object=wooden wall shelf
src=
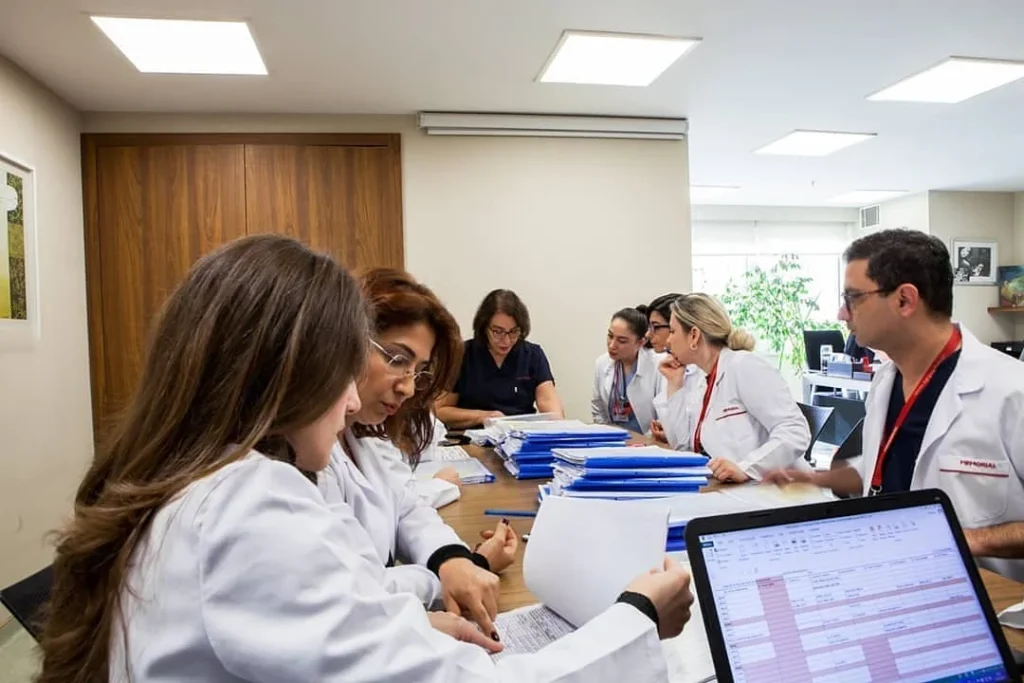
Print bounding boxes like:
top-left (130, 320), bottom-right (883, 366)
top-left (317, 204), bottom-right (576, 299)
top-left (988, 307), bottom-right (1024, 314)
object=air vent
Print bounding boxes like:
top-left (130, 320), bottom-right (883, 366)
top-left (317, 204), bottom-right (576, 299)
top-left (860, 205), bottom-right (880, 230)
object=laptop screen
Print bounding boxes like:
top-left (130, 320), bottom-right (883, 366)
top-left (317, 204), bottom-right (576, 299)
top-left (697, 502), bottom-right (1009, 683)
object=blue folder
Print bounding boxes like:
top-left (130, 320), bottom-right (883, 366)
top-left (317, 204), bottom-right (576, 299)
top-left (561, 478), bottom-right (706, 492)
top-left (553, 464), bottom-right (712, 479)
top-left (553, 446), bottom-right (708, 468)
top-left (666, 537), bottom-right (687, 552)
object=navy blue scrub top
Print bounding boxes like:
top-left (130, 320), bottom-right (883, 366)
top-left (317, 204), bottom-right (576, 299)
top-left (879, 350), bottom-right (961, 493)
top-left (454, 338), bottom-right (555, 416)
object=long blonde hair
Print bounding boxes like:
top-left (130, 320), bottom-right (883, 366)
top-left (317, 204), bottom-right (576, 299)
top-left (38, 235), bottom-right (370, 683)
top-left (670, 293), bottom-right (756, 351)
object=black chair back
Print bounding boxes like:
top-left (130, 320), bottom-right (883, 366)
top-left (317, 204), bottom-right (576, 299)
top-left (797, 402), bottom-right (834, 462)
top-left (831, 418), bottom-right (865, 465)
top-left (0, 564), bottom-right (53, 641)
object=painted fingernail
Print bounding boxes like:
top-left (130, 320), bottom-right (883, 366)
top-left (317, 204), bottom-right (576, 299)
top-left (491, 631), bottom-right (501, 642)
top-left (501, 518), bottom-right (510, 525)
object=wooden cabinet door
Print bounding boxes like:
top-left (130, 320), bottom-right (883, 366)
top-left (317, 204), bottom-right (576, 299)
top-left (83, 133), bottom-right (403, 437)
top-left (85, 142), bottom-right (246, 433)
top-left (244, 143), bottom-right (404, 268)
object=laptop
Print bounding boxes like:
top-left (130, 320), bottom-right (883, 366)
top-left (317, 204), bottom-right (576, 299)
top-left (686, 489), bottom-right (1020, 683)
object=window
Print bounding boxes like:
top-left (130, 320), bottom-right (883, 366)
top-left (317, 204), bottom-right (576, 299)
top-left (691, 219), bottom-right (854, 319)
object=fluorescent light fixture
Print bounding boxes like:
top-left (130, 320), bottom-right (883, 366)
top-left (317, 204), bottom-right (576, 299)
top-left (91, 16), bottom-right (267, 75)
top-left (417, 112), bottom-right (688, 140)
top-left (538, 30), bottom-right (701, 86)
top-left (756, 130), bottom-right (876, 156)
top-left (828, 190), bottom-right (907, 205)
top-left (690, 185), bottom-right (740, 202)
top-left (868, 57), bottom-right (1024, 103)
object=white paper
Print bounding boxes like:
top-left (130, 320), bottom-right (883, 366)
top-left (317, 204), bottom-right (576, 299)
top-left (523, 496), bottom-right (669, 627)
top-left (419, 445), bottom-right (472, 463)
top-left (662, 483), bottom-right (834, 525)
top-left (491, 604), bottom-right (576, 661)
top-left (662, 580), bottom-right (716, 683)
top-left (998, 600), bottom-right (1024, 629)
top-left (413, 458), bottom-right (493, 483)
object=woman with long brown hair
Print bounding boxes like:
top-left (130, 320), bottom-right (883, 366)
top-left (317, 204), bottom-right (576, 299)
top-left (39, 236), bottom-right (694, 682)
top-left (320, 268), bottom-right (518, 635)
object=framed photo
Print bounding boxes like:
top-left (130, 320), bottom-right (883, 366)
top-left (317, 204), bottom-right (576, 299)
top-left (1, 151), bottom-right (40, 347)
top-left (951, 238), bottom-right (998, 286)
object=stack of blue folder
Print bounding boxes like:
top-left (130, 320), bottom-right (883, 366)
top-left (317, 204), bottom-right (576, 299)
top-left (549, 445), bottom-right (711, 501)
top-left (549, 446), bottom-right (710, 553)
top-left (496, 423), bottom-right (630, 480)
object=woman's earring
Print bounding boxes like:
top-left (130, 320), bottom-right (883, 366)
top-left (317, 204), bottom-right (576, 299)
top-left (690, 344), bottom-right (698, 352)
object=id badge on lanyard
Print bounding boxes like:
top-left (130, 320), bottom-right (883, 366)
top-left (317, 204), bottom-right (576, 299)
top-left (610, 362), bottom-right (634, 423)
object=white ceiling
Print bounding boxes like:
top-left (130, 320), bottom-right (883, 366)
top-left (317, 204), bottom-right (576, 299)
top-left (2, 0), bottom-right (1024, 206)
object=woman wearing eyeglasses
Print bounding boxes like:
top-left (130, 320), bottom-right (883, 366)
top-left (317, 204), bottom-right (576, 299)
top-left (320, 269), bottom-right (518, 635)
top-left (646, 293), bottom-right (683, 353)
top-left (436, 289), bottom-right (564, 428)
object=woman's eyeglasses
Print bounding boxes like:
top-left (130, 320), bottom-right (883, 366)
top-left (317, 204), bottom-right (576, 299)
top-left (371, 340), bottom-right (434, 391)
top-left (488, 326), bottom-right (521, 342)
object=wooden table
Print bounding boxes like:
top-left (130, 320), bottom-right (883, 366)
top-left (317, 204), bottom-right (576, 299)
top-left (440, 444), bottom-right (1024, 652)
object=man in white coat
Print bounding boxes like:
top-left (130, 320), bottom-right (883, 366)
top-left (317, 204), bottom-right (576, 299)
top-left (767, 229), bottom-right (1024, 581)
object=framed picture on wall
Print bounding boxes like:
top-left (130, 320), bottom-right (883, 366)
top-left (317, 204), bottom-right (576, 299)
top-left (951, 238), bottom-right (998, 286)
top-left (1, 151), bottom-right (40, 347)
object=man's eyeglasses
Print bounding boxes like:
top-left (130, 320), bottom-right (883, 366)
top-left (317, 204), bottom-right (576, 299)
top-left (841, 288), bottom-right (890, 313)
top-left (488, 326), bottom-right (521, 342)
top-left (371, 340), bottom-right (433, 391)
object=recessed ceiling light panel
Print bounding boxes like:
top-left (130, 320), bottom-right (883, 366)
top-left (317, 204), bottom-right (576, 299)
top-left (539, 30), bottom-right (701, 86)
top-left (91, 16), bottom-right (267, 75)
top-left (690, 185), bottom-right (740, 202)
top-left (755, 130), bottom-right (876, 156)
top-left (868, 57), bottom-right (1024, 103)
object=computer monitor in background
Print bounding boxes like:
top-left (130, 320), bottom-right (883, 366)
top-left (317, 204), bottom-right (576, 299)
top-left (803, 330), bottom-right (846, 371)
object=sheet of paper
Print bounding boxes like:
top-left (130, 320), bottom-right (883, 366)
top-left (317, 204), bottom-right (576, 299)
top-left (490, 604), bottom-right (576, 661)
top-left (418, 445), bottom-right (471, 463)
top-left (662, 570), bottom-right (716, 683)
top-left (413, 458), bottom-right (493, 483)
top-left (661, 484), bottom-right (834, 525)
top-left (524, 496), bottom-right (669, 627)
top-left (998, 600), bottom-right (1024, 629)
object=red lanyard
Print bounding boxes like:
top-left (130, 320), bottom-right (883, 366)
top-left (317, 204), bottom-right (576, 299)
top-left (869, 326), bottom-right (962, 494)
top-left (692, 361), bottom-right (719, 454)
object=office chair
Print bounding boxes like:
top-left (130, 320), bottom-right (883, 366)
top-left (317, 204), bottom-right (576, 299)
top-left (797, 402), bottom-right (834, 464)
top-left (0, 564), bottom-right (53, 641)
top-left (830, 418), bottom-right (864, 466)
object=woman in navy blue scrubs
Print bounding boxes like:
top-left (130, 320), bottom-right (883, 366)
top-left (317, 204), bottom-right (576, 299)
top-left (436, 289), bottom-right (564, 428)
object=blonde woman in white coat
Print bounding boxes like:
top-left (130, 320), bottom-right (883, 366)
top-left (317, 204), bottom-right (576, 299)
top-left (654, 293), bottom-right (810, 483)
top-left (591, 307), bottom-right (665, 434)
top-left (37, 237), bottom-right (696, 683)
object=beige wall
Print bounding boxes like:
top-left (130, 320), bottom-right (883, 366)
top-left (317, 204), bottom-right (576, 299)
top-left (927, 191), bottom-right (1017, 345)
top-left (81, 113), bottom-right (693, 421)
top-left (0, 58), bottom-right (90, 590)
top-left (876, 192), bottom-right (929, 234)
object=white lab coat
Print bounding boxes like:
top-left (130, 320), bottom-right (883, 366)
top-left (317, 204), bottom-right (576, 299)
top-left (317, 431), bottom-right (465, 606)
top-left (653, 348), bottom-right (811, 479)
top-left (376, 416), bottom-right (461, 510)
top-left (591, 349), bottom-right (666, 433)
top-left (854, 326), bottom-right (1024, 581)
top-left (110, 453), bottom-right (668, 682)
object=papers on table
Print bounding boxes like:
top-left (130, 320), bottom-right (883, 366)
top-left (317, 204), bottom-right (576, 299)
top-left (491, 604), bottom-right (576, 662)
top-left (413, 458), bottom-right (495, 485)
top-left (419, 445), bottom-right (475, 463)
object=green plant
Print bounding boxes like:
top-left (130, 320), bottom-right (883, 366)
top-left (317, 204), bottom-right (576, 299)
top-left (719, 254), bottom-right (843, 372)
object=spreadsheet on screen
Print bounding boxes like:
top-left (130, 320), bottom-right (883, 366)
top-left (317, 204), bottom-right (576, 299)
top-left (699, 504), bottom-right (1008, 683)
